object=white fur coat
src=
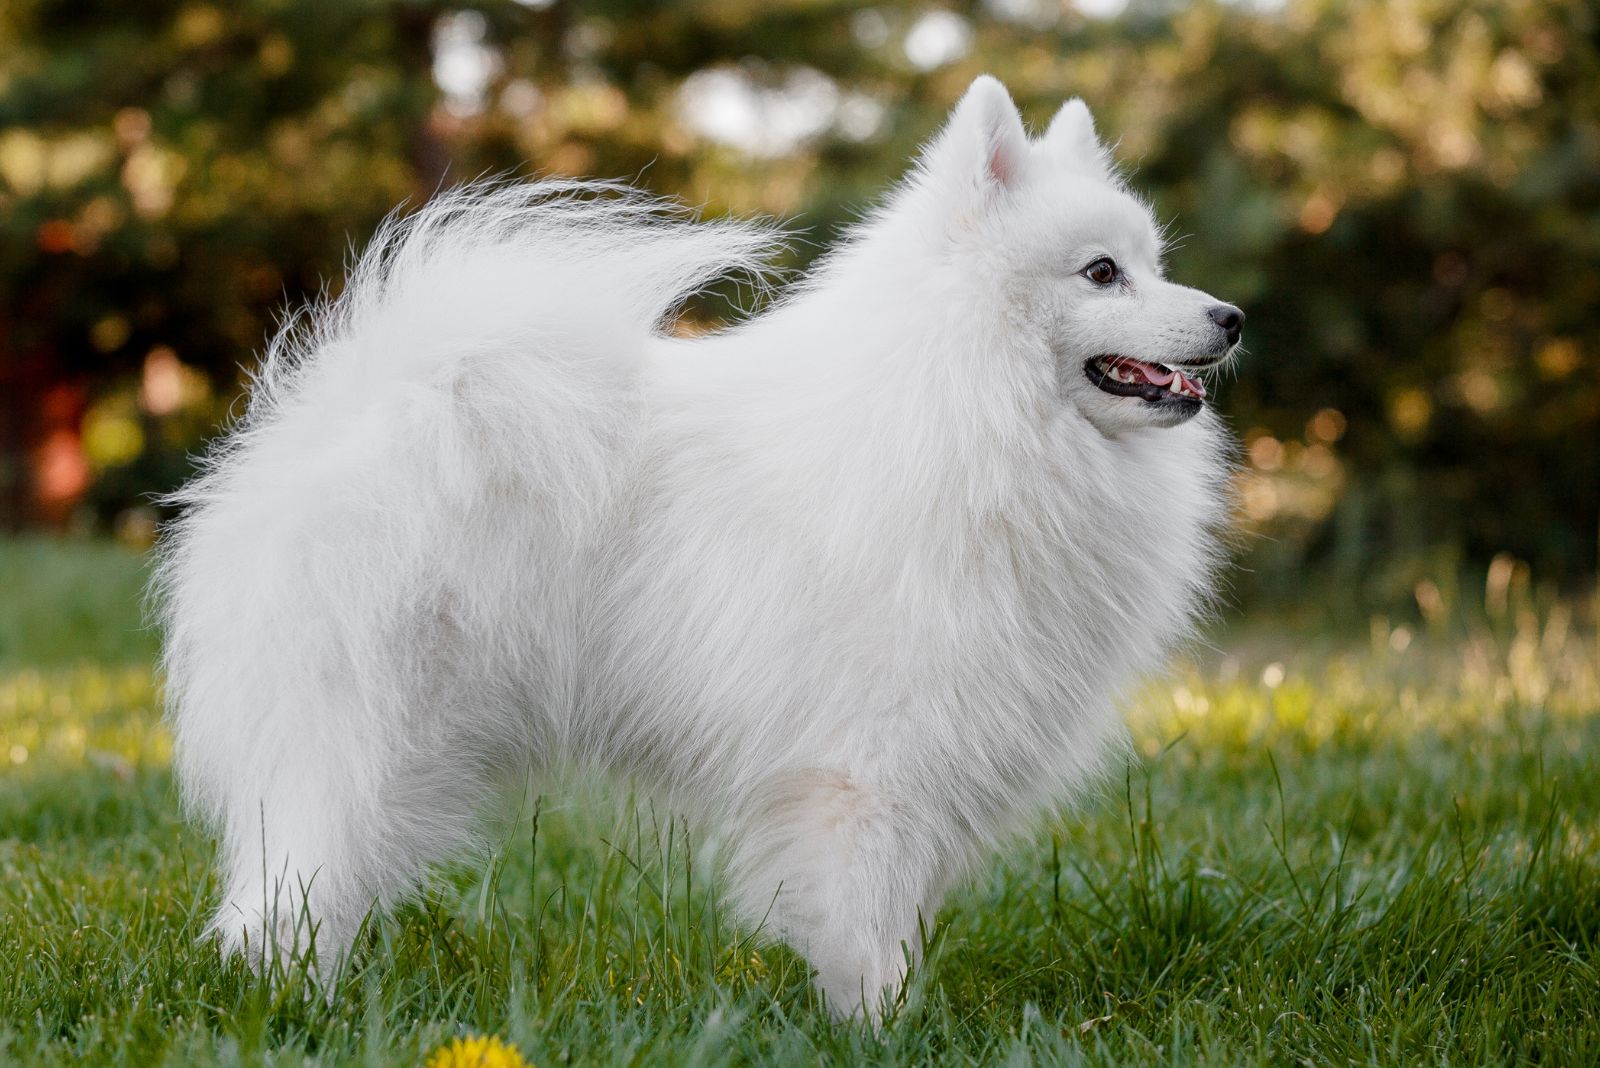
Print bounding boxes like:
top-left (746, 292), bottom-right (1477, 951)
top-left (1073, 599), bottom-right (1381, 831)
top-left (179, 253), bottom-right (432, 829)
top-left (155, 76), bottom-right (1236, 1016)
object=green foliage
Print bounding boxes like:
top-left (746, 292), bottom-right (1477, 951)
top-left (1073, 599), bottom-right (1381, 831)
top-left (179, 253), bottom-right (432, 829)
top-left (2, 541), bottom-right (1599, 1064)
top-left (1, 1), bottom-right (1596, 600)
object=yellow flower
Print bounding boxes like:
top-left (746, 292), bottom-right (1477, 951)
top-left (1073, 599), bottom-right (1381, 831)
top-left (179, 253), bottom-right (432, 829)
top-left (424, 1034), bottom-right (530, 1068)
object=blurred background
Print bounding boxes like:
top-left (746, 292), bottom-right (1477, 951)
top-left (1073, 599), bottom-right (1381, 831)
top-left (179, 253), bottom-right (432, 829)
top-left (1, 0), bottom-right (1596, 619)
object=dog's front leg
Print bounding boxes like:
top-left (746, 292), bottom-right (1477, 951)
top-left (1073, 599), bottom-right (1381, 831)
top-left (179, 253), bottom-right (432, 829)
top-left (725, 771), bottom-right (953, 1020)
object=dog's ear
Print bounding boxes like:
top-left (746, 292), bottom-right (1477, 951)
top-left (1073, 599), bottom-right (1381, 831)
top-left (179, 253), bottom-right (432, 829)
top-left (921, 75), bottom-right (1027, 199)
top-left (1043, 98), bottom-right (1115, 180)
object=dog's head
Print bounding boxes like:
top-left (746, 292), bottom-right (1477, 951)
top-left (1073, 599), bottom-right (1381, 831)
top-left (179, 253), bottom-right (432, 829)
top-left (911, 76), bottom-right (1243, 436)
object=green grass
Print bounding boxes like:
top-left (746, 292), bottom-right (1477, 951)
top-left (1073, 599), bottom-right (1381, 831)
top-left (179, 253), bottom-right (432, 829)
top-left (2, 537), bottom-right (1597, 1065)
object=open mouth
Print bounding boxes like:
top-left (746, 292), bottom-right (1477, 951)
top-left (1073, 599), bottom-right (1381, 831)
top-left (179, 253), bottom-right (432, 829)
top-left (1084, 356), bottom-right (1207, 408)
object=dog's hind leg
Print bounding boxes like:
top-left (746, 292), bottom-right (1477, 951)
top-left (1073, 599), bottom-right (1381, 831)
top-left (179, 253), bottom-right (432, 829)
top-left (207, 715), bottom-right (384, 975)
top-left (725, 771), bottom-right (962, 1020)
top-left (195, 623), bottom-right (530, 978)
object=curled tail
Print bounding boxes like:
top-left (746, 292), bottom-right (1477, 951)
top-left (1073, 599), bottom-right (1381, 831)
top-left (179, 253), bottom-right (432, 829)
top-left (151, 179), bottom-right (780, 965)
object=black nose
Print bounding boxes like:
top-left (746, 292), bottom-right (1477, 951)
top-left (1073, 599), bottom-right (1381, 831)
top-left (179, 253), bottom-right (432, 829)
top-left (1209, 304), bottom-right (1244, 346)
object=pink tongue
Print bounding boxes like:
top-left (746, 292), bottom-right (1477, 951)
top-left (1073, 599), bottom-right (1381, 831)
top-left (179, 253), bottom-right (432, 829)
top-left (1109, 356), bottom-right (1173, 386)
top-left (1137, 361), bottom-right (1176, 386)
top-left (1109, 357), bottom-right (1206, 398)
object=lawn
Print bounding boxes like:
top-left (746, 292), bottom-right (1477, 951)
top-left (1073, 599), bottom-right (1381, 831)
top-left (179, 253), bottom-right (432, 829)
top-left (2, 537), bottom-right (1597, 1065)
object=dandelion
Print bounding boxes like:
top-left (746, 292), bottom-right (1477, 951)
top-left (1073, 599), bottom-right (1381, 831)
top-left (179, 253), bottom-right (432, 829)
top-left (424, 1034), bottom-right (530, 1068)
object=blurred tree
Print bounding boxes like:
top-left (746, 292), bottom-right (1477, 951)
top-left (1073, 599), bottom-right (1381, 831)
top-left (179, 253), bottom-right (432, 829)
top-left (0, 0), bottom-right (448, 527)
top-left (0, 0), bottom-right (1595, 607)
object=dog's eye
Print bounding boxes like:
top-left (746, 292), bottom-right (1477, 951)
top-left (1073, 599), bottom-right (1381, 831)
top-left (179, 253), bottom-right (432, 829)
top-left (1084, 257), bottom-right (1118, 285)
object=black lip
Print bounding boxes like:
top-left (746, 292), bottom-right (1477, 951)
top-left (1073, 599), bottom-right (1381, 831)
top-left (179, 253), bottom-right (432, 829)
top-left (1083, 357), bottom-right (1205, 410)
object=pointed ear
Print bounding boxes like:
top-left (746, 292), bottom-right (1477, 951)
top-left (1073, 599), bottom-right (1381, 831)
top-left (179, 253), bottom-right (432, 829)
top-left (1043, 98), bottom-right (1114, 179)
top-left (921, 75), bottom-right (1028, 197)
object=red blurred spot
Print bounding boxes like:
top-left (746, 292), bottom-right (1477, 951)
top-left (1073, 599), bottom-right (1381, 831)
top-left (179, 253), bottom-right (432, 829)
top-left (26, 383), bottom-right (89, 526)
top-left (34, 429), bottom-right (90, 509)
top-left (37, 220), bottom-right (78, 254)
top-left (40, 383), bottom-right (83, 425)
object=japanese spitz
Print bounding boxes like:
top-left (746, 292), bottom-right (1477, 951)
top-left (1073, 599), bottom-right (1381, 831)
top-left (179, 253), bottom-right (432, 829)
top-left (156, 76), bottom-right (1241, 1016)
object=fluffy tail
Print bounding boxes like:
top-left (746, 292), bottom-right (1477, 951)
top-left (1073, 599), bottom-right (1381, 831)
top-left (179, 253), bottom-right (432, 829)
top-left (152, 179), bottom-right (779, 965)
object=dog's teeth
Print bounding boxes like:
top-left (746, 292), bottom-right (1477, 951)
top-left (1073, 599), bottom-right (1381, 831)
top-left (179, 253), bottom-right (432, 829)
top-left (1169, 377), bottom-right (1183, 394)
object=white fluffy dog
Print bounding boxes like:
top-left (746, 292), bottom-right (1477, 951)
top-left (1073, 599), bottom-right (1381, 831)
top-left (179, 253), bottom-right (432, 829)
top-left (156, 76), bottom-right (1240, 1016)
